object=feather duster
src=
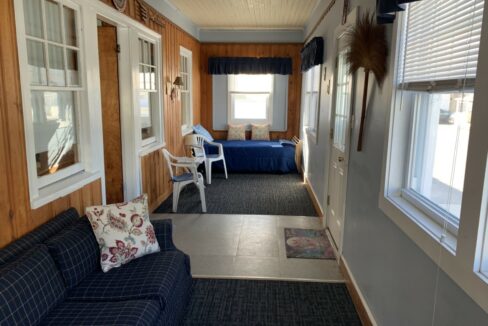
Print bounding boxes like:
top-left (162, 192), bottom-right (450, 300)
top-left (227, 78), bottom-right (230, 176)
top-left (345, 11), bottom-right (388, 151)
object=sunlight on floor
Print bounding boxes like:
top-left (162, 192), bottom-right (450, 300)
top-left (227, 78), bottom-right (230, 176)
top-left (152, 214), bottom-right (343, 282)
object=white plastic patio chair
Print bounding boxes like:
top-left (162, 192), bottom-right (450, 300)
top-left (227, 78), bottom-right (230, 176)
top-left (184, 134), bottom-right (228, 185)
top-left (162, 148), bottom-right (206, 213)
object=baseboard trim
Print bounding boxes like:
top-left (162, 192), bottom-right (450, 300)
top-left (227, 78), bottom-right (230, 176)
top-left (304, 176), bottom-right (324, 218)
top-left (339, 257), bottom-right (377, 326)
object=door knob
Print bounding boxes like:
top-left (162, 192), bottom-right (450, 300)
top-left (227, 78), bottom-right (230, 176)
top-left (338, 157), bottom-right (344, 162)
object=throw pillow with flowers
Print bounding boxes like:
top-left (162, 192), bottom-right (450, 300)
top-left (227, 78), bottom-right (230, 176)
top-left (86, 194), bottom-right (160, 272)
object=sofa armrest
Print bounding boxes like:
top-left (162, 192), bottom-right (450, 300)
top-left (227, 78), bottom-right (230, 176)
top-left (153, 219), bottom-right (176, 251)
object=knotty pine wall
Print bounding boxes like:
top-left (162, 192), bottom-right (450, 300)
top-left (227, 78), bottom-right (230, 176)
top-left (200, 43), bottom-right (303, 140)
top-left (0, 0), bottom-right (200, 247)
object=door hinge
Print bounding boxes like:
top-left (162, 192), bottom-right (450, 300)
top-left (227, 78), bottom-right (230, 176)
top-left (327, 195), bottom-right (330, 206)
top-left (329, 128), bottom-right (334, 140)
top-left (116, 44), bottom-right (121, 53)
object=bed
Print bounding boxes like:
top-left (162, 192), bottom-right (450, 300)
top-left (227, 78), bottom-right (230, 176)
top-left (205, 139), bottom-right (298, 173)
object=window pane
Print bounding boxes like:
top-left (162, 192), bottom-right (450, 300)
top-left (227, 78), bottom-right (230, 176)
top-left (150, 43), bottom-right (155, 66)
top-left (48, 44), bottom-right (66, 86)
top-left (144, 66), bottom-right (151, 91)
top-left (45, 0), bottom-right (62, 43)
top-left (181, 93), bottom-right (190, 126)
top-left (23, 0), bottom-right (44, 38)
top-left (232, 94), bottom-right (268, 120)
top-left (27, 40), bottom-right (47, 86)
top-left (409, 92), bottom-right (473, 219)
top-left (31, 91), bottom-right (78, 176)
top-left (66, 49), bottom-right (79, 86)
top-left (150, 67), bottom-right (156, 90)
top-left (139, 91), bottom-right (153, 140)
top-left (231, 75), bottom-right (273, 93)
top-left (63, 6), bottom-right (77, 46)
top-left (139, 64), bottom-right (145, 89)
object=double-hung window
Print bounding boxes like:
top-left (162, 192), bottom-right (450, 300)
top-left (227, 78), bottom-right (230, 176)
top-left (15, 0), bottom-right (101, 208)
top-left (302, 64), bottom-right (321, 141)
top-left (383, 0), bottom-right (484, 251)
top-left (228, 74), bottom-right (274, 126)
top-left (137, 37), bottom-right (162, 148)
top-left (180, 46), bottom-right (193, 134)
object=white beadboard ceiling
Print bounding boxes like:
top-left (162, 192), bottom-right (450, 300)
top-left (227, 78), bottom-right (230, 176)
top-left (165, 0), bottom-right (320, 29)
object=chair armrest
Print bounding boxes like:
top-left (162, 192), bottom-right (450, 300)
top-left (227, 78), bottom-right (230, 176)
top-left (152, 219), bottom-right (176, 251)
top-left (206, 141), bottom-right (224, 156)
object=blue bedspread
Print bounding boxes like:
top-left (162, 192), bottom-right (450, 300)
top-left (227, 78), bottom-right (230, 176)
top-left (205, 140), bottom-right (297, 173)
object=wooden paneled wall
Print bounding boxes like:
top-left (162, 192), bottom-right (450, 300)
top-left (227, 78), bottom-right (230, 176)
top-left (200, 43), bottom-right (303, 140)
top-left (0, 0), bottom-right (201, 247)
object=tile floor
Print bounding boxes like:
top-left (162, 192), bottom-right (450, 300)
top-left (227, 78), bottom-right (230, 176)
top-left (151, 214), bottom-right (344, 282)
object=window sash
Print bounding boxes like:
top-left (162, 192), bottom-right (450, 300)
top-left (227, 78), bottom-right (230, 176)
top-left (180, 48), bottom-right (192, 131)
top-left (21, 0), bottom-right (85, 191)
top-left (229, 92), bottom-right (272, 124)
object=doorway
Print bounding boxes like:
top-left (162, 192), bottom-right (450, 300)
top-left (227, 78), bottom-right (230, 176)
top-left (97, 20), bottom-right (124, 204)
top-left (326, 32), bottom-right (355, 252)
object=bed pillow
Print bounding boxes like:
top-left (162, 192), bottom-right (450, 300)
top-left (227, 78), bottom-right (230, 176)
top-left (251, 124), bottom-right (270, 140)
top-left (85, 194), bottom-right (160, 272)
top-left (227, 124), bottom-right (246, 140)
top-left (193, 124), bottom-right (214, 142)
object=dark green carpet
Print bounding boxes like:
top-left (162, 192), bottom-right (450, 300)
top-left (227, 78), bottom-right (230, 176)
top-left (183, 279), bottom-right (361, 325)
top-left (155, 173), bottom-right (317, 216)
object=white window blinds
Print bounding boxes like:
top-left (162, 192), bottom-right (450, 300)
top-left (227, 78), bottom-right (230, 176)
top-left (399, 0), bottom-right (484, 88)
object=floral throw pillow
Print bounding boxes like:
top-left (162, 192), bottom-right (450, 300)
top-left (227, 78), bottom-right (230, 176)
top-left (227, 124), bottom-right (246, 140)
top-left (251, 124), bottom-right (270, 140)
top-left (85, 194), bottom-right (160, 272)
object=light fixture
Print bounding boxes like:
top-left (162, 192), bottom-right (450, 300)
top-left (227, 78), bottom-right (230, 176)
top-left (170, 76), bottom-right (184, 101)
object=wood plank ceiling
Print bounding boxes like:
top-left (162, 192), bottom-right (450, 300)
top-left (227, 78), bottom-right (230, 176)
top-left (166, 0), bottom-right (319, 28)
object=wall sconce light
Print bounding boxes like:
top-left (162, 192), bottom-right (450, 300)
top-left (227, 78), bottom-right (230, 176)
top-left (170, 76), bottom-right (184, 101)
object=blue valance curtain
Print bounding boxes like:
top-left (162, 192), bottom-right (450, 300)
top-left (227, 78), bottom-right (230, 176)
top-left (376, 0), bottom-right (421, 24)
top-left (208, 57), bottom-right (292, 75)
top-left (300, 37), bottom-right (324, 72)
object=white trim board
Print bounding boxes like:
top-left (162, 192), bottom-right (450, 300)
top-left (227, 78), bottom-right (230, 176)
top-left (341, 257), bottom-right (378, 326)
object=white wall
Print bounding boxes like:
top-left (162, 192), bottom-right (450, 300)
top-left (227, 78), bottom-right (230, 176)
top-left (212, 75), bottom-right (289, 131)
top-left (302, 0), bottom-right (488, 324)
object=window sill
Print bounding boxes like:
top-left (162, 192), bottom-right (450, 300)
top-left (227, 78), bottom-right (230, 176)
top-left (379, 193), bottom-right (457, 254)
top-left (139, 141), bottom-right (165, 157)
top-left (31, 171), bottom-right (101, 209)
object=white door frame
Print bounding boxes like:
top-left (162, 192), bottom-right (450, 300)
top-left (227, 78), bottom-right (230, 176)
top-left (87, 1), bottom-right (162, 201)
top-left (326, 8), bottom-right (359, 255)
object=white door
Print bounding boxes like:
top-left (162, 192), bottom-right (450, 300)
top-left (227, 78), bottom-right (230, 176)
top-left (327, 37), bottom-right (354, 252)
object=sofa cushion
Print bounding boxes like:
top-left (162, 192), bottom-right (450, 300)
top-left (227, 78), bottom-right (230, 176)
top-left (45, 217), bottom-right (100, 289)
top-left (67, 250), bottom-right (190, 309)
top-left (0, 208), bottom-right (79, 266)
top-left (41, 300), bottom-right (161, 326)
top-left (0, 245), bottom-right (66, 325)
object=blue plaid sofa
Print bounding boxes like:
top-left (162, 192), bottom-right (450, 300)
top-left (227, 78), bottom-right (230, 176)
top-left (0, 208), bottom-right (192, 325)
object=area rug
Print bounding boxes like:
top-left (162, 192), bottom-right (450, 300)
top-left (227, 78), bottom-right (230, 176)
top-left (182, 278), bottom-right (360, 325)
top-left (284, 228), bottom-right (335, 259)
top-left (154, 173), bottom-right (317, 216)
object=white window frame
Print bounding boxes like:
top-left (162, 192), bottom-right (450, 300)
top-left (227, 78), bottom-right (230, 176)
top-left (301, 64), bottom-right (321, 143)
top-left (380, 4), bottom-right (488, 313)
top-left (180, 46), bottom-right (193, 135)
top-left (14, 0), bottom-right (104, 209)
top-left (227, 74), bottom-right (274, 127)
top-left (132, 31), bottom-right (163, 151)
